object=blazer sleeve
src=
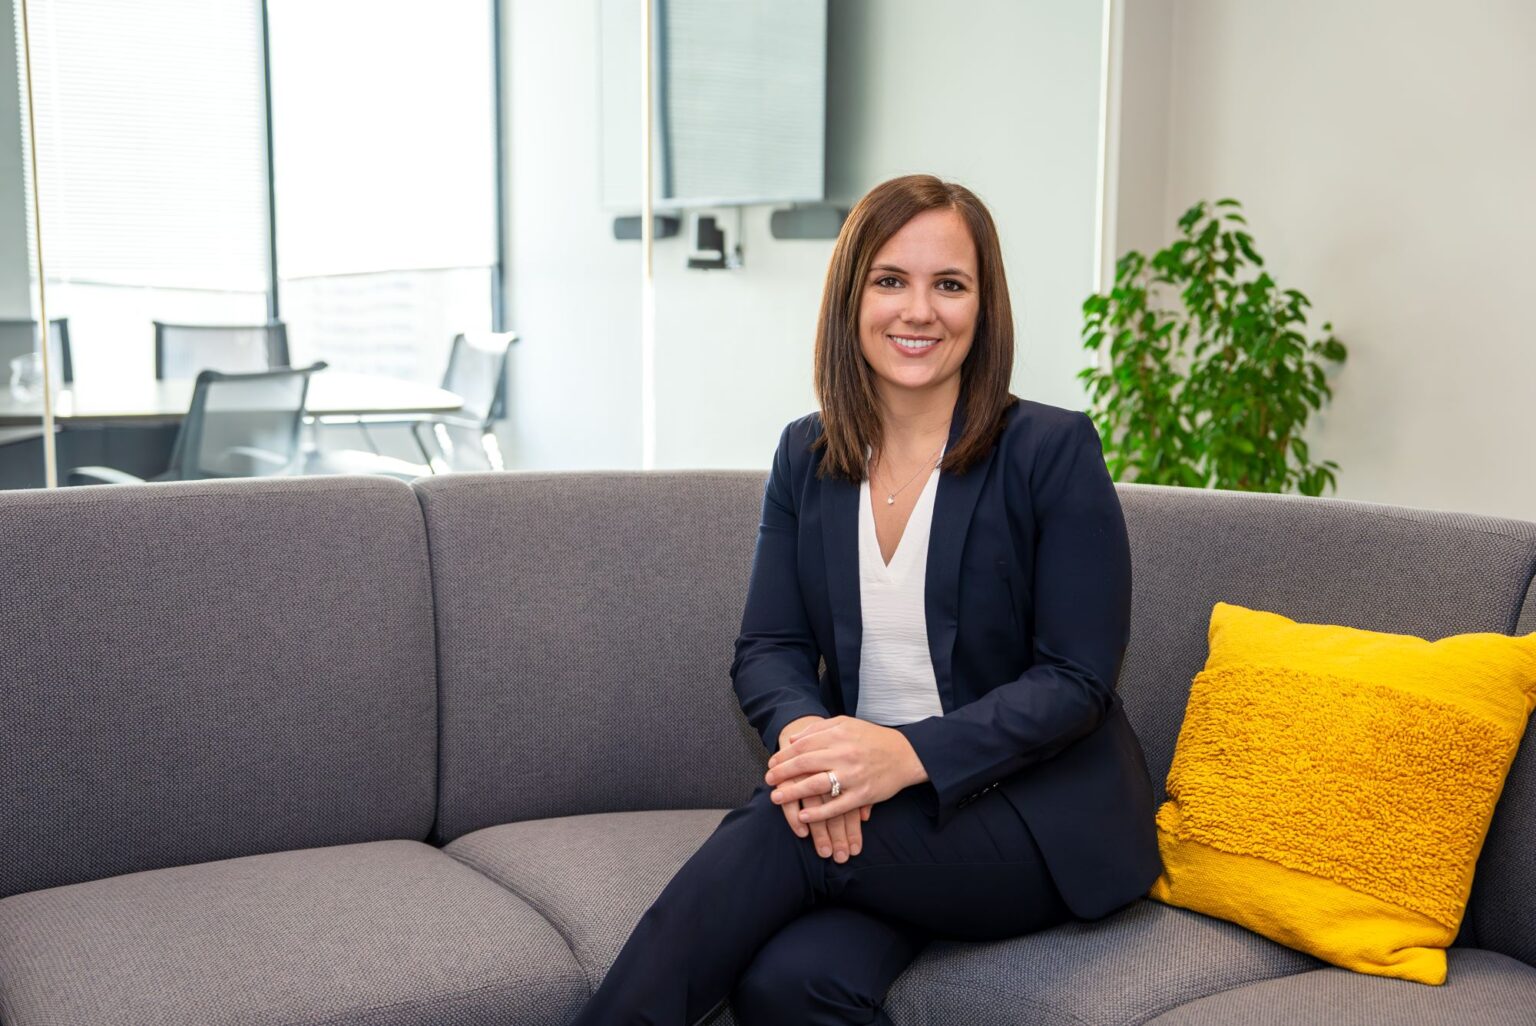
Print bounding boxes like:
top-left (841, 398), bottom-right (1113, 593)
top-left (730, 423), bottom-right (833, 753)
top-left (895, 412), bottom-right (1132, 827)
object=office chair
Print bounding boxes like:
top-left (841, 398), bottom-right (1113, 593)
top-left (0, 318), bottom-right (74, 387)
top-left (315, 331), bottom-right (517, 478)
top-left (68, 362), bottom-right (325, 485)
top-left (415, 331), bottom-right (517, 471)
top-left (154, 321), bottom-right (290, 380)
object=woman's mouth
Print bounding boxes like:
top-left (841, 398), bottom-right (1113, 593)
top-left (888, 334), bottom-right (941, 356)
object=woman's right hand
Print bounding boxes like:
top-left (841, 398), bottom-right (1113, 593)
top-left (776, 716), bottom-right (871, 862)
top-left (791, 789), bottom-right (871, 863)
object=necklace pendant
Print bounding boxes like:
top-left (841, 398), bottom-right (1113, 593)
top-left (886, 495), bottom-right (895, 506)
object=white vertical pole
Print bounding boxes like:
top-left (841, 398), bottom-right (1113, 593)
top-left (639, 0), bottom-right (656, 470)
top-left (1093, 0), bottom-right (1124, 296)
top-left (17, 0), bottom-right (58, 488)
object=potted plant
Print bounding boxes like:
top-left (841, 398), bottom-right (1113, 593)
top-left (1079, 199), bottom-right (1348, 495)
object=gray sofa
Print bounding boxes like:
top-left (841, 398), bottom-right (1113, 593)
top-left (2, 472), bottom-right (1534, 1026)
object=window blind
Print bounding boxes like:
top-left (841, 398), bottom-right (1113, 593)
top-left (21, 0), bottom-right (270, 292)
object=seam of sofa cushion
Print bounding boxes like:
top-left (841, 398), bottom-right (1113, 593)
top-left (440, 845), bottom-right (594, 989)
top-left (412, 482), bottom-right (450, 848)
top-left (894, 970), bottom-right (1094, 1026)
top-left (1129, 964), bottom-right (1341, 1026)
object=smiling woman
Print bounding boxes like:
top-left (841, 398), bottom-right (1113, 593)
top-left (571, 174), bottom-right (1161, 1026)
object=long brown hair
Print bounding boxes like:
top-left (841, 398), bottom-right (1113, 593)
top-left (812, 174), bottom-right (1016, 482)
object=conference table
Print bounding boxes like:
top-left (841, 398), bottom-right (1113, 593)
top-left (0, 371), bottom-right (464, 427)
top-left (0, 371), bottom-right (466, 487)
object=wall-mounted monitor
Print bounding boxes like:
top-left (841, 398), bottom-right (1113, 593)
top-left (600, 0), bottom-right (827, 211)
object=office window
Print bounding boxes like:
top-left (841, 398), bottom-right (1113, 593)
top-left (18, 0), bottom-right (271, 382)
top-left (267, 0), bottom-right (498, 383)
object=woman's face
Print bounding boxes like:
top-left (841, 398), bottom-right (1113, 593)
top-left (857, 206), bottom-right (979, 403)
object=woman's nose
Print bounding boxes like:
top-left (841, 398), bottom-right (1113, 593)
top-left (902, 291), bottom-right (935, 324)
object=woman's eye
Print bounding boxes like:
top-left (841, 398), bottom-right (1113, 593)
top-left (937, 279), bottom-right (965, 293)
top-left (875, 275), bottom-right (902, 288)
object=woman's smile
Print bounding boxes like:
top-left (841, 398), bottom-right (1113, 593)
top-left (888, 334), bottom-right (942, 356)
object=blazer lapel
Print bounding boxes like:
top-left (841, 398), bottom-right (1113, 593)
top-left (820, 470), bottom-right (863, 716)
top-left (925, 397), bottom-right (989, 712)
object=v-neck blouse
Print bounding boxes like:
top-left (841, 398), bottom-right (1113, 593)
top-left (855, 454), bottom-right (945, 726)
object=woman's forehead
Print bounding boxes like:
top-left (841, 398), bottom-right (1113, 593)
top-left (872, 208), bottom-right (977, 272)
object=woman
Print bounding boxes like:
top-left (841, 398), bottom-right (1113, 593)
top-left (571, 175), bottom-right (1162, 1025)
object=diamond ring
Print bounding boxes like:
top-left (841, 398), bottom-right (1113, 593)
top-left (827, 770), bottom-right (841, 798)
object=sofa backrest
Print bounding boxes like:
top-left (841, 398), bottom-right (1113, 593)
top-left (0, 477), bottom-right (438, 899)
top-left (1113, 483), bottom-right (1536, 964)
top-left (417, 471), bottom-right (768, 844)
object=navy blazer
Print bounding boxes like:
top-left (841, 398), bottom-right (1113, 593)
top-left (730, 394), bottom-right (1163, 920)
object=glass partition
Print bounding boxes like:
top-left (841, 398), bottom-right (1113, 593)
top-left (646, 0), bottom-right (1106, 469)
top-left (4, 0), bottom-right (1106, 484)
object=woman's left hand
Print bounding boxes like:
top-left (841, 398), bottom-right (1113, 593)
top-left (764, 716), bottom-right (927, 824)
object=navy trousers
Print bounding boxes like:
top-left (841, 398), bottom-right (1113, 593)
top-left (570, 780), bottom-right (1073, 1025)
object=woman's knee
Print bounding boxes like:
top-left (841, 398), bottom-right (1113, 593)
top-left (722, 784), bottom-right (805, 846)
top-left (732, 942), bottom-right (871, 1026)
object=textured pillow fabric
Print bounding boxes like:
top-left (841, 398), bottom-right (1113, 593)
top-left (1148, 602), bottom-right (1536, 985)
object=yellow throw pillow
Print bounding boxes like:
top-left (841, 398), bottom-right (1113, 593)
top-left (1148, 602), bottom-right (1536, 985)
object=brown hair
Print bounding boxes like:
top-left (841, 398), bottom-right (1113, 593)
top-left (812, 174), bottom-right (1017, 482)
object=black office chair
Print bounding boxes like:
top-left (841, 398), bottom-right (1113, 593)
top-left (154, 321), bottom-right (290, 380)
top-left (0, 318), bottom-right (74, 387)
top-left (68, 362), bottom-right (325, 485)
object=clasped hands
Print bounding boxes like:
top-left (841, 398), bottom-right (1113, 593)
top-left (765, 715), bottom-right (927, 864)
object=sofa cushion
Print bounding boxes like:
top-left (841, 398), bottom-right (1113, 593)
top-left (884, 900), bottom-right (1321, 1026)
top-left (0, 477), bottom-right (438, 899)
top-left (0, 840), bottom-right (587, 1026)
top-left (415, 472), bottom-right (771, 843)
top-left (445, 810), bottom-right (1319, 1026)
top-left (1144, 948), bottom-right (1536, 1025)
top-left (444, 808), bottom-right (733, 990)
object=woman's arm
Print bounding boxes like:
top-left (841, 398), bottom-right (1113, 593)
top-left (731, 422), bottom-right (834, 753)
top-left (894, 412), bottom-right (1132, 828)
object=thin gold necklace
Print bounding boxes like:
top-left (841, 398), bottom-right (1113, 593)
top-left (875, 442), bottom-right (945, 506)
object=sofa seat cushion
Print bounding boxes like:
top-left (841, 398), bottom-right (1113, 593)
top-left (445, 811), bottom-right (1322, 1025)
top-left (445, 809), bottom-right (733, 990)
top-left (1146, 948), bottom-right (1536, 1025)
top-left (0, 839), bottom-right (587, 1026)
top-left (885, 899), bottom-right (1323, 1025)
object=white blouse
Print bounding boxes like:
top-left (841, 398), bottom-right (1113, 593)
top-left (854, 454), bottom-right (944, 726)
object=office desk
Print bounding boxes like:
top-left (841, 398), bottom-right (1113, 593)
top-left (0, 372), bottom-right (464, 427)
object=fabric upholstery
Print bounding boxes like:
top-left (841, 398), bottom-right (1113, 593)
top-left (445, 809), bottom-right (1319, 1026)
top-left (1481, 577), bottom-right (1536, 964)
top-left (0, 477), bottom-right (437, 899)
top-left (415, 472), bottom-right (771, 842)
top-left (0, 840), bottom-right (587, 1026)
top-left (1111, 484), bottom-right (1536, 966)
top-left (884, 899), bottom-right (1322, 1026)
top-left (444, 809), bottom-right (733, 990)
top-left (1145, 948), bottom-right (1536, 1025)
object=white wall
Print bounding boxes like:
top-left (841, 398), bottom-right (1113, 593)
top-left (499, 0), bottom-right (643, 470)
top-left (1, 0), bottom-right (36, 317)
top-left (502, 0), bottom-right (1105, 471)
top-left (1114, 0), bottom-right (1536, 519)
